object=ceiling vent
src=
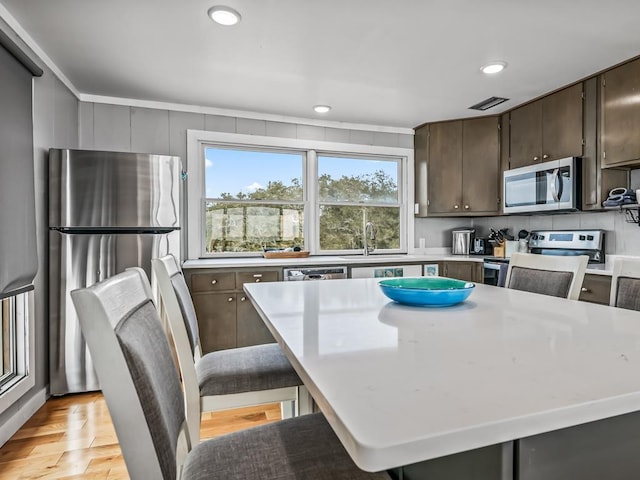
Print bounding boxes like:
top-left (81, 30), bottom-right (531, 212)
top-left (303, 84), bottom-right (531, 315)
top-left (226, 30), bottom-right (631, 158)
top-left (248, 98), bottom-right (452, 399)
top-left (468, 97), bottom-right (509, 111)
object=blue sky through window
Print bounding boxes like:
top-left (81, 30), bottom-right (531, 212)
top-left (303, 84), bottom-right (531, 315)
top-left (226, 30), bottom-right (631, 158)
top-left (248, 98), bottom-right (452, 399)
top-left (205, 146), bottom-right (398, 199)
top-left (205, 147), bottom-right (302, 198)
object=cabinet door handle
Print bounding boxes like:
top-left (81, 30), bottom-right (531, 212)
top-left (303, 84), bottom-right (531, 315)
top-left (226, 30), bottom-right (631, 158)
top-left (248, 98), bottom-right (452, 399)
top-left (464, 205), bottom-right (470, 210)
top-left (543, 154), bottom-right (549, 159)
top-left (533, 156), bottom-right (539, 162)
top-left (581, 287), bottom-right (590, 293)
top-left (211, 279), bottom-right (217, 285)
top-left (453, 204), bottom-right (460, 209)
top-left (227, 297), bottom-right (234, 302)
top-left (240, 296), bottom-right (246, 302)
top-left (255, 278), bottom-right (261, 283)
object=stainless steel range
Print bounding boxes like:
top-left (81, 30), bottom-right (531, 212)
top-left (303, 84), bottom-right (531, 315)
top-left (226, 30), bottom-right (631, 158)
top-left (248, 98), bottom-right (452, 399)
top-left (483, 229), bottom-right (605, 286)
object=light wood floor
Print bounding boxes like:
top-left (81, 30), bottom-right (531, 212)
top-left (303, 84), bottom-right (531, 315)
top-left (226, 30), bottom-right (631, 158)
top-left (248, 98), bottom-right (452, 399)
top-left (0, 392), bottom-right (281, 479)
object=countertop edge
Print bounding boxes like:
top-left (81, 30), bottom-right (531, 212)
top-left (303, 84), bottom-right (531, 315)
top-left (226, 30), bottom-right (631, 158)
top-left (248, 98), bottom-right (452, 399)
top-left (182, 254), bottom-right (615, 276)
top-left (182, 254), bottom-right (486, 269)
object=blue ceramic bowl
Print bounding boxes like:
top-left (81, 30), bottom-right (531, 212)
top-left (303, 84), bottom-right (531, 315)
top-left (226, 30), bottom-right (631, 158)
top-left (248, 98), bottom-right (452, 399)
top-left (378, 277), bottom-right (475, 307)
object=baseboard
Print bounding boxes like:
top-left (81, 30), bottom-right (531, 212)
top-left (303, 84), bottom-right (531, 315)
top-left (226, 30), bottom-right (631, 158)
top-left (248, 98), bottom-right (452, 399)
top-left (0, 388), bottom-right (47, 447)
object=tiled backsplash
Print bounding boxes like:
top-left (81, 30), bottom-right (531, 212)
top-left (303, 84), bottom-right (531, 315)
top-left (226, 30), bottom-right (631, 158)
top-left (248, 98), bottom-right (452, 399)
top-left (414, 210), bottom-right (640, 255)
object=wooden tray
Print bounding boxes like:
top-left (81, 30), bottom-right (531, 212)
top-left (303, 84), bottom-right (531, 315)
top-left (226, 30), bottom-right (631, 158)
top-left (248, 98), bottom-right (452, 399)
top-left (263, 251), bottom-right (310, 259)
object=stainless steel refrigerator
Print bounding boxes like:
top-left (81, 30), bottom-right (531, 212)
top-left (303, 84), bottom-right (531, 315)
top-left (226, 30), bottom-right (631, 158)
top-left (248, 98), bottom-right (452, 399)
top-left (48, 148), bottom-right (182, 395)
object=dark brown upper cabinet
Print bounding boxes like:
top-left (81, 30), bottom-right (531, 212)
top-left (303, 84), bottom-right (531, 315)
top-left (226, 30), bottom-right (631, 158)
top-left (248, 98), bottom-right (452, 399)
top-left (509, 83), bottom-right (584, 169)
top-left (415, 116), bottom-right (500, 217)
top-left (582, 77), bottom-right (628, 210)
top-left (601, 57), bottom-right (640, 168)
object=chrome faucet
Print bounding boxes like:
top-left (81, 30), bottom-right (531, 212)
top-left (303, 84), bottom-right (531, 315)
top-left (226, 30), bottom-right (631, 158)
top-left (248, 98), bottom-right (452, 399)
top-left (363, 221), bottom-right (376, 256)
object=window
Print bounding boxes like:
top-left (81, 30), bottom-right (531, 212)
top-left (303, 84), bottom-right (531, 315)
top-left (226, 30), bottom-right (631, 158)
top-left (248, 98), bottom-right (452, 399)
top-left (187, 131), bottom-right (414, 258)
top-left (0, 291), bottom-right (33, 409)
top-left (317, 154), bottom-right (400, 252)
top-left (204, 147), bottom-right (304, 253)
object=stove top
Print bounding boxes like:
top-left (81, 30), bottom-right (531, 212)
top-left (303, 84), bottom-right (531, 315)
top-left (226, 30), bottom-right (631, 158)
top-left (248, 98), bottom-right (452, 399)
top-left (483, 229), bottom-right (606, 265)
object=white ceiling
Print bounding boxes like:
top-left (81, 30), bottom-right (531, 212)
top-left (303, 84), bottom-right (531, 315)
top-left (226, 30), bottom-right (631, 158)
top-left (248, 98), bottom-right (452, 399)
top-left (3, 0), bottom-right (640, 129)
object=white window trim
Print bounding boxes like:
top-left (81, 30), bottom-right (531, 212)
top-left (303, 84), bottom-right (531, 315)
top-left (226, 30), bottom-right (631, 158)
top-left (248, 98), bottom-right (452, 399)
top-left (186, 130), bottom-right (414, 260)
top-left (0, 291), bottom-right (35, 414)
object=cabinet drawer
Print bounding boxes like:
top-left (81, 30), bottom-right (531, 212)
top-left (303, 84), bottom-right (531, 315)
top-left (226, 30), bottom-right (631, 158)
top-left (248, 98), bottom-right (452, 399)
top-left (579, 274), bottom-right (612, 305)
top-left (191, 272), bottom-right (236, 292)
top-left (236, 271), bottom-right (279, 285)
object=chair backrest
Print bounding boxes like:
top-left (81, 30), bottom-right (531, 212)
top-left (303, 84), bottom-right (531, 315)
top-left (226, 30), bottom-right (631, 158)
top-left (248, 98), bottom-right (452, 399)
top-left (504, 252), bottom-right (589, 300)
top-left (152, 255), bottom-right (204, 446)
top-left (153, 255), bottom-right (202, 359)
top-left (610, 257), bottom-right (640, 310)
top-left (71, 269), bottom-right (190, 480)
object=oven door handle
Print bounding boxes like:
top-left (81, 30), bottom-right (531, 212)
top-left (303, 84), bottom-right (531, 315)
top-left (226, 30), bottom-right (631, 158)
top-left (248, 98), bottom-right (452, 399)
top-left (550, 168), bottom-right (562, 202)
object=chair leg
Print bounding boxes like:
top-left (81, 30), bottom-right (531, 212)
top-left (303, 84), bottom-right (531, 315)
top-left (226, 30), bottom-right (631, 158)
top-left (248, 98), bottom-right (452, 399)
top-left (297, 385), bottom-right (314, 415)
top-left (280, 400), bottom-right (296, 419)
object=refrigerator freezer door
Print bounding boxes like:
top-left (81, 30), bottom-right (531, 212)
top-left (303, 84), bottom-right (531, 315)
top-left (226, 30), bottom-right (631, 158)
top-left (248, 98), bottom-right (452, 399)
top-left (49, 230), bottom-right (179, 395)
top-left (49, 149), bottom-right (181, 228)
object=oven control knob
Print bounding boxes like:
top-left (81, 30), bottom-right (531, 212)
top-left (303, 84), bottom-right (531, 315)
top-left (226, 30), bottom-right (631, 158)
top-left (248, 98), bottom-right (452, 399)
top-left (539, 235), bottom-right (545, 240)
top-left (579, 235), bottom-right (586, 241)
top-left (587, 235), bottom-right (594, 241)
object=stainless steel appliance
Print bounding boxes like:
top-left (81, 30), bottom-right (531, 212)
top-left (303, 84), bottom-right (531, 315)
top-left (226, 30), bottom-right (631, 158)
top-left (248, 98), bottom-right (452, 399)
top-left (503, 157), bottom-right (582, 214)
top-left (48, 148), bottom-right (182, 395)
top-left (283, 266), bottom-right (347, 280)
top-left (451, 228), bottom-right (475, 255)
top-left (471, 237), bottom-right (491, 255)
top-left (528, 229), bottom-right (605, 263)
top-left (483, 229), bottom-right (605, 286)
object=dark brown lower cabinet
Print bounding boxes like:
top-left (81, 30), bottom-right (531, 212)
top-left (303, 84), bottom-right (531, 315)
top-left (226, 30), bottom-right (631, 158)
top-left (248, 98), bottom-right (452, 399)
top-left (185, 268), bottom-right (279, 353)
top-left (579, 273), bottom-right (612, 305)
top-left (191, 292), bottom-right (237, 353)
top-left (440, 261), bottom-right (483, 283)
top-left (237, 293), bottom-right (274, 347)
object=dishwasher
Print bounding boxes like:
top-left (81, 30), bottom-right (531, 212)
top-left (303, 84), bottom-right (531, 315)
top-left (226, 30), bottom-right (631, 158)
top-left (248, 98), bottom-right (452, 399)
top-left (283, 266), bottom-right (347, 281)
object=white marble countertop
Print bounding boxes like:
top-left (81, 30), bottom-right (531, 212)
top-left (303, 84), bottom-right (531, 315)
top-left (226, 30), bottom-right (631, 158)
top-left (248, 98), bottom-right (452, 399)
top-left (244, 278), bottom-right (640, 471)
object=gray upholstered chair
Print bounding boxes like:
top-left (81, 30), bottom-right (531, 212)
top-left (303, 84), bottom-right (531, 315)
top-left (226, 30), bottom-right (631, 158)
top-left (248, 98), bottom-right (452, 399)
top-left (504, 252), bottom-right (589, 300)
top-left (71, 269), bottom-right (390, 480)
top-left (152, 254), bottom-right (311, 446)
top-left (610, 257), bottom-right (640, 311)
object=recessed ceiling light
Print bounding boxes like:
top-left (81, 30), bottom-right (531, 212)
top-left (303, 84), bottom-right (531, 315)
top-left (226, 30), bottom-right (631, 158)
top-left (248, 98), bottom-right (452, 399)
top-left (208, 6), bottom-right (241, 26)
top-left (481, 62), bottom-right (507, 74)
top-left (313, 105), bottom-right (331, 114)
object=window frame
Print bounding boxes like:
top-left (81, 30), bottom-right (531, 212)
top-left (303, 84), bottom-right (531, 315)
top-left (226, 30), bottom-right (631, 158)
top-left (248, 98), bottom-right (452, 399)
top-left (313, 151), bottom-right (403, 255)
top-left (186, 130), bottom-right (414, 259)
top-left (0, 291), bottom-right (35, 414)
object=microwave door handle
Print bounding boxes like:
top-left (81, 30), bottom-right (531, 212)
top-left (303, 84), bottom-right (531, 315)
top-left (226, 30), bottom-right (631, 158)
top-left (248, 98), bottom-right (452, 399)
top-left (557, 168), bottom-right (564, 200)
top-left (550, 168), bottom-right (561, 202)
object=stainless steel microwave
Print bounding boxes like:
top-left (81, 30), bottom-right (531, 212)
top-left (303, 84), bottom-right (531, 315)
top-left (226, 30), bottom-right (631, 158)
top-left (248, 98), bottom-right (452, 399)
top-left (503, 157), bottom-right (582, 214)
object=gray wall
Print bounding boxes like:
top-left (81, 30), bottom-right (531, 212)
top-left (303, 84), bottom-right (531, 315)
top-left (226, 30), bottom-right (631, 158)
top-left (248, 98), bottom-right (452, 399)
top-left (0, 20), bottom-right (78, 435)
top-left (78, 103), bottom-right (414, 159)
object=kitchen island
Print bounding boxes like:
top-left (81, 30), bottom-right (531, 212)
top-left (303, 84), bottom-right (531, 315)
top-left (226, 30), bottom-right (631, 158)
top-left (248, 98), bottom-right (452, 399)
top-left (245, 278), bottom-right (640, 479)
